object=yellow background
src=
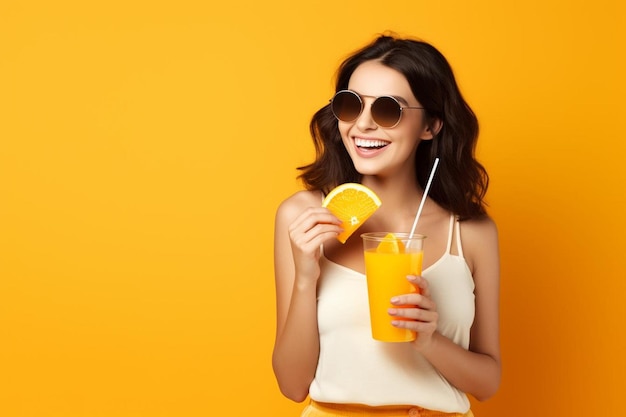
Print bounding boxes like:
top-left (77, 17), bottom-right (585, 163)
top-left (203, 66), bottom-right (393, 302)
top-left (1, 1), bottom-right (625, 416)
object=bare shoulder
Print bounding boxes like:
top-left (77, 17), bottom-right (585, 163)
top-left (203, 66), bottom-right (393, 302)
top-left (460, 216), bottom-right (500, 278)
top-left (461, 215), bottom-right (499, 243)
top-left (275, 190), bottom-right (324, 224)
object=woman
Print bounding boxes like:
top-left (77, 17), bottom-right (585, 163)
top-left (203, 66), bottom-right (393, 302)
top-left (272, 34), bottom-right (501, 416)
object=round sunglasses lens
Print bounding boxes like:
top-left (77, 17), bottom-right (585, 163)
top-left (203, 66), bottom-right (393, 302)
top-left (331, 91), bottom-right (362, 122)
top-left (372, 96), bottom-right (402, 127)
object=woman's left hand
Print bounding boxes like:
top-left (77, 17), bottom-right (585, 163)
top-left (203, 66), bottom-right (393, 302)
top-left (388, 275), bottom-right (438, 352)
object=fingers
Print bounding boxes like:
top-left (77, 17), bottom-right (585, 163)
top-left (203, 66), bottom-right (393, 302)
top-left (389, 276), bottom-right (432, 308)
top-left (408, 275), bottom-right (430, 297)
top-left (388, 275), bottom-right (437, 331)
top-left (388, 289), bottom-right (436, 319)
top-left (290, 207), bottom-right (342, 232)
top-left (388, 300), bottom-right (438, 334)
top-left (388, 304), bottom-right (437, 322)
top-left (288, 207), bottom-right (343, 251)
top-left (391, 316), bottom-right (438, 334)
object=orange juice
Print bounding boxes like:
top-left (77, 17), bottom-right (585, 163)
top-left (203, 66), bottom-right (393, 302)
top-left (362, 233), bottom-right (425, 342)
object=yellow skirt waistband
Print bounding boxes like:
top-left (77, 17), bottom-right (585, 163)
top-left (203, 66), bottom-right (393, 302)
top-left (302, 400), bottom-right (473, 417)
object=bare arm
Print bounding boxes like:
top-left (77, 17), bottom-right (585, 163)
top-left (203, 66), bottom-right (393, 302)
top-left (271, 192), bottom-right (343, 402)
top-left (391, 217), bottom-right (501, 400)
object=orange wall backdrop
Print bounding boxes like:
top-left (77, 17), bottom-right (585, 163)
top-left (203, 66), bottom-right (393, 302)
top-left (1, 1), bottom-right (625, 416)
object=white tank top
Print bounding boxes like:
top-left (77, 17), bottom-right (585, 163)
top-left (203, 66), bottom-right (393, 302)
top-left (309, 216), bottom-right (475, 413)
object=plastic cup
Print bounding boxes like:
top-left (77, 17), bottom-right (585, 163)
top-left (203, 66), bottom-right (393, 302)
top-left (361, 232), bottom-right (426, 342)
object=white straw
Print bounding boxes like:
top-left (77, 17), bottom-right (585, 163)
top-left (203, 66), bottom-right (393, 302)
top-left (409, 157), bottom-right (440, 239)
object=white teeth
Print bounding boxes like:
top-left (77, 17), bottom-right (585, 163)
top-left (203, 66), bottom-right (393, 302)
top-left (355, 138), bottom-right (389, 148)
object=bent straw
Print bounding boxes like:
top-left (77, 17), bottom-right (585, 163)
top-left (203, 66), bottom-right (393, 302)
top-left (408, 157), bottom-right (440, 240)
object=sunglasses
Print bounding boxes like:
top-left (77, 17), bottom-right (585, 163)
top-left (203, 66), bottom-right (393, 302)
top-left (330, 89), bottom-right (424, 128)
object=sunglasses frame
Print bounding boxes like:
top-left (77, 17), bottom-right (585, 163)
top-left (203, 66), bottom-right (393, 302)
top-left (330, 89), bottom-right (424, 128)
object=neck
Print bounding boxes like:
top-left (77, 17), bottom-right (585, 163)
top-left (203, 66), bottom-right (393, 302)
top-left (361, 174), bottom-right (425, 233)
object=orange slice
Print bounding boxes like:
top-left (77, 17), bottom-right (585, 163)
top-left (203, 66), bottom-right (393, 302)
top-left (376, 233), bottom-right (405, 253)
top-left (322, 183), bottom-right (381, 243)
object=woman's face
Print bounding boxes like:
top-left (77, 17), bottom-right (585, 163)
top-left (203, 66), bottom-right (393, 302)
top-left (338, 60), bottom-right (433, 179)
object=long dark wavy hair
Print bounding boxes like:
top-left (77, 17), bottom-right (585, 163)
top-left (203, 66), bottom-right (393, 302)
top-left (298, 34), bottom-right (489, 220)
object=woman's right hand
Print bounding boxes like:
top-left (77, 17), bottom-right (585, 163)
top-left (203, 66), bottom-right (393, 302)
top-left (287, 207), bottom-right (343, 283)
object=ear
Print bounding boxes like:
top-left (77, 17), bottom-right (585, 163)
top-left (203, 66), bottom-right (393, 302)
top-left (418, 118), bottom-right (443, 140)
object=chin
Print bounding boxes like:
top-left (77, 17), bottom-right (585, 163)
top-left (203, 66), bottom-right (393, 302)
top-left (352, 162), bottom-right (384, 177)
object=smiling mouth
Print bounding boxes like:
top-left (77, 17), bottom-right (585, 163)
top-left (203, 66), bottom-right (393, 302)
top-left (355, 138), bottom-right (390, 150)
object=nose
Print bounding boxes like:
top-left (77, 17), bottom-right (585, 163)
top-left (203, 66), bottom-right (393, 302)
top-left (354, 99), bottom-right (377, 131)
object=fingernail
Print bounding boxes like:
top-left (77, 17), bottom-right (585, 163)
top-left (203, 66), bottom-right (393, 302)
top-left (390, 297), bottom-right (399, 303)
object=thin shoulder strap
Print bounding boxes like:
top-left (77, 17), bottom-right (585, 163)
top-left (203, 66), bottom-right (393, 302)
top-left (455, 217), bottom-right (465, 258)
top-left (445, 215), bottom-right (455, 254)
top-left (320, 192), bottom-right (326, 256)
